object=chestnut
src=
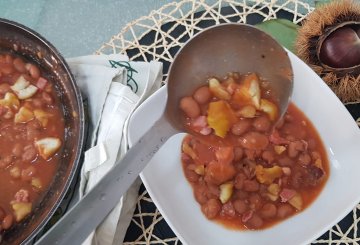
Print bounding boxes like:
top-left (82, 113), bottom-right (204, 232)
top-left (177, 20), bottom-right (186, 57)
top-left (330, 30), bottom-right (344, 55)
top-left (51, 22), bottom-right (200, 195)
top-left (319, 25), bottom-right (360, 69)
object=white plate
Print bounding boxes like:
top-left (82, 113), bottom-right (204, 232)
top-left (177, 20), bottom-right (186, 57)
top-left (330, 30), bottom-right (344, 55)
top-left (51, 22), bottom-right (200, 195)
top-left (128, 51), bottom-right (360, 245)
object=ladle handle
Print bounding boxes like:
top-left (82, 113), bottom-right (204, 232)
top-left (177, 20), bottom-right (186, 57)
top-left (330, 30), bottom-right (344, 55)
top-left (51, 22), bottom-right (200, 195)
top-left (35, 114), bottom-right (177, 245)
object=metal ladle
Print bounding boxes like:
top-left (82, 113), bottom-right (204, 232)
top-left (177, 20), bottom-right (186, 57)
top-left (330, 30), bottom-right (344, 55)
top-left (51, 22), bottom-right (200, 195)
top-left (36, 23), bottom-right (293, 245)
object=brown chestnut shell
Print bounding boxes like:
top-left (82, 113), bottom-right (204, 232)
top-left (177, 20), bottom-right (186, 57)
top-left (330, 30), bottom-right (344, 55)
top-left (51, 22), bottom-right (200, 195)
top-left (317, 21), bottom-right (360, 76)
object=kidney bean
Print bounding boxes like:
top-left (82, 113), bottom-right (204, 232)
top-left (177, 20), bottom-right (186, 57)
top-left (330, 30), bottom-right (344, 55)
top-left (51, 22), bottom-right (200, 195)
top-left (3, 109), bottom-right (14, 119)
top-left (31, 98), bottom-right (44, 108)
top-left (231, 119), bottom-right (251, 136)
top-left (12, 143), bottom-right (23, 157)
top-left (233, 147), bottom-right (243, 161)
top-left (234, 190), bottom-right (249, 200)
top-left (27, 124), bottom-right (41, 140)
top-left (233, 199), bottom-right (247, 214)
top-left (13, 57), bottom-right (26, 73)
top-left (262, 150), bottom-right (275, 164)
top-left (42, 92), bottom-right (53, 105)
top-left (184, 168), bottom-right (199, 182)
top-left (278, 156), bottom-right (294, 166)
top-left (193, 86), bottom-right (211, 104)
top-left (239, 131), bottom-right (269, 150)
top-left (260, 203), bottom-right (277, 219)
top-left (253, 115), bottom-right (271, 132)
top-left (243, 180), bottom-right (260, 192)
top-left (26, 63), bottom-right (40, 79)
top-left (194, 184), bottom-right (209, 204)
top-left (221, 201), bottom-right (236, 217)
top-left (201, 198), bottom-right (221, 219)
top-left (179, 96), bottom-right (200, 118)
top-left (246, 213), bottom-right (264, 229)
top-left (0, 63), bottom-right (14, 75)
top-left (207, 183), bottom-right (220, 197)
top-left (234, 173), bottom-right (246, 190)
top-left (298, 153), bottom-right (311, 165)
top-left (21, 165), bottom-right (36, 181)
top-left (288, 142), bottom-right (299, 158)
top-left (277, 203), bottom-right (294, 219)
top-left (2, 214), bottom-right (13, 230)
top-left (0, 83), bottom-right (11, 94)
top-left (22, 145), bottom-right (37, 162)
top-left (249, 193), bottom-right (262, 210)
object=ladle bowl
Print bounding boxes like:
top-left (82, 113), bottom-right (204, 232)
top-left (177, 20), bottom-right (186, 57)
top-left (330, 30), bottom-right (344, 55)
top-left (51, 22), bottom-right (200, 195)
top-left (166, 23), bottom-right (293, 131)
top-left (36, 23), bottom-right (293, 245)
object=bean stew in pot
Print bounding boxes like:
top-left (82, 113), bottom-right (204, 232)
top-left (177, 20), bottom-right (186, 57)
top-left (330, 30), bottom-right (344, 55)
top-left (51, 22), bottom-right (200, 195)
top-left (179, 72), bottom-right (329, 230)
top-left (0, 53), bottom-right (64, 233)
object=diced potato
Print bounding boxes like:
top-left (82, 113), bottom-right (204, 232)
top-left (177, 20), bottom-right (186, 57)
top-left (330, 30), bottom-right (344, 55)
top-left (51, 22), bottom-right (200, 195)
top-left (14, 107), bottom-right (34, 123)
top-left (236, 105), bottom-right (256, 118)
top-left (11, 202), bottom-right (32, 222)
top-left (267, 193), bottom-right (278, 202)
top-left (194, 165), bottom-right (205, 175)
top-left (10, 76), bottom-right (38, 100)
top-left (17, 85), bottom-right (38, 100)
top-left (260, 99), bottom-right (278, 121)
top-left (35, 137), bottom-right (62, 160)
top-left (0, 92), bottom-right (20, 110)
top-left (268, 183), bottom-right (280, 195)
top-left (255, 165), bottom-right (283, 185)
top-left (208, 78), bottom-right (231, 100)
top-left (314, 158), bottom-right (323, 169)
top-left (9, 167), bottom-right (21, 179)
top-left (288, 193), bottom-right (303, 210)
top-left (182, 142), bottom-right (197, 160)
top-left (274, 145), bottom-right (286, 155)
top-left (233, 73), bottom-right (261, 108)
top-left (219, 182), bottom-right (233, 204)
top-left (207, 100), bottom-right (237, 138)
top-left (267, 183), bottom-right (280, 201)
top-left (11, 76), bottom-right (30, 92)
top-left (34, 109), bottom-right (49, 127)
top-left (31, 177), bottom-right (42, 189)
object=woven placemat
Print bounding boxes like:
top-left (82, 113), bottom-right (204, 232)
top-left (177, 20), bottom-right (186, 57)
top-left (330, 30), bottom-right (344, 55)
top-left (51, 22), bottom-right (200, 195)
top-left (97, 0), bottom-right (360, 244)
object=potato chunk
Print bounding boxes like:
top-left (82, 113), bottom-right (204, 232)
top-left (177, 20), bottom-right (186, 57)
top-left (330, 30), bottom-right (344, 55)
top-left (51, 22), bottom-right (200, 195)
top-left (233, 73), bottom-right (261, 108)
top-left (207, 100), bottom-right (237, 138)
top-left (255, 165), bottom-right (283, 185)
top-left (260, 99), bottom-right (278, 121)
top-left (11, 202), bottom-right (32, 222)
top-left (14, 107), bottom-right (34, 123)
top-left (209, 78), bottom-right (231, 100)
top-left (34, 109), bottom-right (50, 127)
top-left (288, 193), bottom-right (303, 210)
top-left (11, 76), bottom-right (29, 92)
top-left (219, 182), bottom-right (234, 204)
top-left (35, 137), bottom-right (61, 160)
top-left (10, 76), bottom-right (38, 99)
top-left (0, 92), bottom-right (20, 110)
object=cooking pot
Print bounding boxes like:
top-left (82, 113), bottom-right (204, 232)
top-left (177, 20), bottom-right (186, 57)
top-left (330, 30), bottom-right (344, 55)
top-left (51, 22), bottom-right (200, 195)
top-left (0, 18), bottom-right (85, 244)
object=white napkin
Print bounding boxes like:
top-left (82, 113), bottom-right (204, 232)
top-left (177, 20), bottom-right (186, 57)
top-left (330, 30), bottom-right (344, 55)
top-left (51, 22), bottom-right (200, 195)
top-left (66, 54), bottom-right (163, 245)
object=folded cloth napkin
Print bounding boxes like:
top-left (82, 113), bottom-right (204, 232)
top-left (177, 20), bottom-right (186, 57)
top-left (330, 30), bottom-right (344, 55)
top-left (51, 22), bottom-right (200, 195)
top-left (66, 54), bottom-right (163, 245)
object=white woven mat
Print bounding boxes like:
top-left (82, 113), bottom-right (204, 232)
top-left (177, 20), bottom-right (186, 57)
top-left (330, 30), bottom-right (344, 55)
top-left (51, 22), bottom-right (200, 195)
top-left (97, 0), bottom-right (360, 244)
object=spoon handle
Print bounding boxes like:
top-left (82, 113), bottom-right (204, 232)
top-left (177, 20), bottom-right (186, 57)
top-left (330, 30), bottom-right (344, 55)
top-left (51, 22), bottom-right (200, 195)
top-left (35, 114), bottom-right (177, 245)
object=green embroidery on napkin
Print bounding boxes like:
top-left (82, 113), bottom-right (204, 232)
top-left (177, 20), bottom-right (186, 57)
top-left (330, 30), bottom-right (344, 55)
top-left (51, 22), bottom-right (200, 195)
top-left (109, 60), bottom-right (139, 93)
